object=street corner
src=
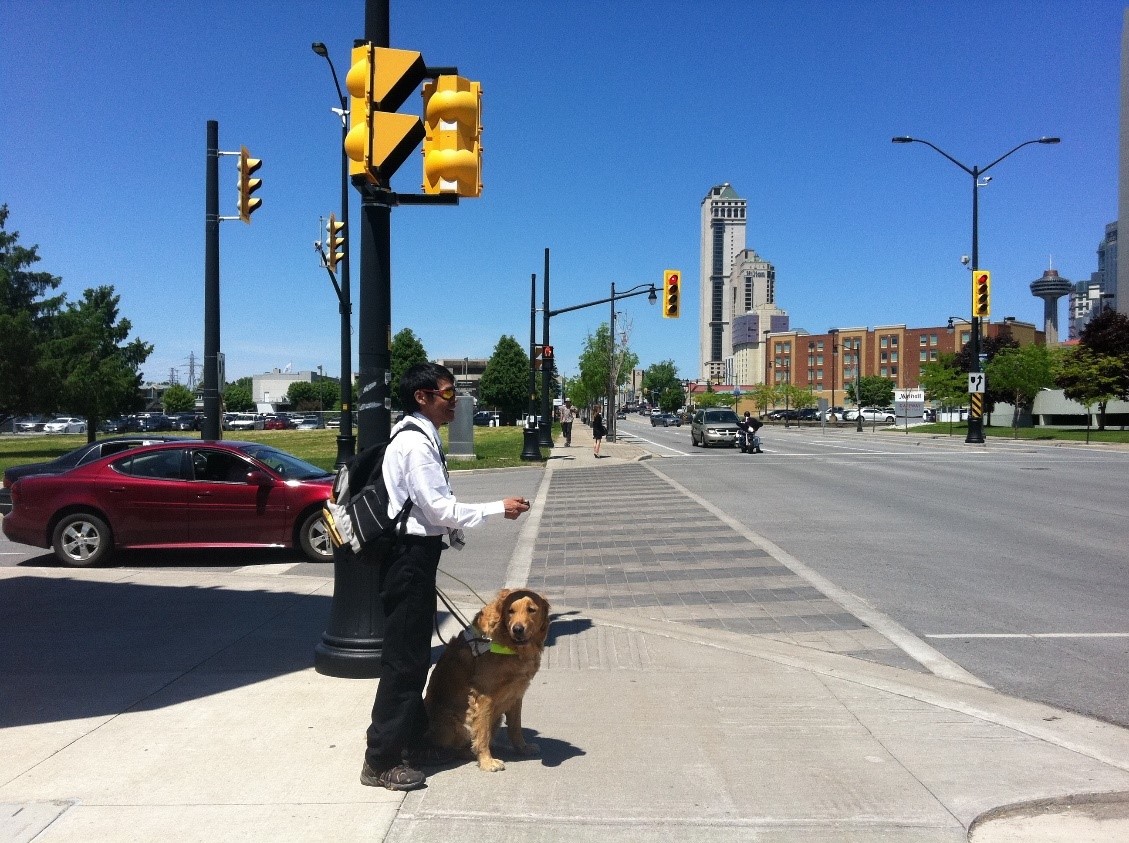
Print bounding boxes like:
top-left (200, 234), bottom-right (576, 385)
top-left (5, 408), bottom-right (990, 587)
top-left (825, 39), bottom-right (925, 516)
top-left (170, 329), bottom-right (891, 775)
top-left (969, 791), bottom-right (1129, 842)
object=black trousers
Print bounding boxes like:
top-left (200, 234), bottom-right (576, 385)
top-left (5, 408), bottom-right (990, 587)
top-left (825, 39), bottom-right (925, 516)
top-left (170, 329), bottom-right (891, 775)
top-left (365, 534), bottom-right (443, 769)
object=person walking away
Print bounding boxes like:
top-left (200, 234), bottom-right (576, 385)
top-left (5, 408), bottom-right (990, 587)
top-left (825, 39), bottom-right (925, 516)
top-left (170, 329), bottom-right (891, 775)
top-left (361, 362), bottom-right (530, 792)
top-left (560, 400), bottom-right (575, 447)
top-left (591, 409), bottom-right (606, 457)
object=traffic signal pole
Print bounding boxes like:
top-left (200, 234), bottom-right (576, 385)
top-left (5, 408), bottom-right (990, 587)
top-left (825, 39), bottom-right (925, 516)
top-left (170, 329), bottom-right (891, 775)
top-left (539, 249), bottom-right (553, 448)
top-left (315, 0), bottom-right (392, 679)
top-left (202, 121), bottom-right (221, 442)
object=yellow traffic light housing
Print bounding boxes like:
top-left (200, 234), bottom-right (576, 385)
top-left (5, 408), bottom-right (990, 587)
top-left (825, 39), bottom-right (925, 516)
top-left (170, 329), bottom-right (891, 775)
top-left (663, 269), bottom-right (681, 318)
top-left (972, 270), bottom-right (991, 318)
top-left (237, 146), bottom-right (262, 223)
top-left (344, 44), bottom-right (426, 184)
top-left (326, 214), bottom-right (346, 272)
top-left (421, 75), bottom-right (482, 197)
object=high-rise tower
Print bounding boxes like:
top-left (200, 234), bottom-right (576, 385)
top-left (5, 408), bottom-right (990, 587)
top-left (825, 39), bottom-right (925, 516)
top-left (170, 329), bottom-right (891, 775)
top-left (1030, 267), bottom-right (1072, 346)
top-left (699, 184), bottom-right (746, 381)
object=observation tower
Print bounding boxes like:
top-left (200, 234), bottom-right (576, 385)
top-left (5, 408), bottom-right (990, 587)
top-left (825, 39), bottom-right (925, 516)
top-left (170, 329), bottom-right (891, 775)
top-left (1030, 268), bottom-right (1072, 345)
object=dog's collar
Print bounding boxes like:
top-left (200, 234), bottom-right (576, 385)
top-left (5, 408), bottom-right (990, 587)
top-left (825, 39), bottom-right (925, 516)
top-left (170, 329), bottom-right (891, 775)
top-left (461, 625), bottom-right (516, 656)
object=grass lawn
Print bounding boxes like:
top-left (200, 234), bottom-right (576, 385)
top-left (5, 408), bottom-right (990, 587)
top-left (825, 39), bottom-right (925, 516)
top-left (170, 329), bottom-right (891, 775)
top-left (885, 422), bottom-right (1129, 444)
top-left (0, 425), bottom-right (550, 475)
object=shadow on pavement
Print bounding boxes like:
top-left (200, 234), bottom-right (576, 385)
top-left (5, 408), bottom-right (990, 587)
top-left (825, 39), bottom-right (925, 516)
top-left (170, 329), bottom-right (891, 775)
top-left (0, 573), bottom-right (331, 728)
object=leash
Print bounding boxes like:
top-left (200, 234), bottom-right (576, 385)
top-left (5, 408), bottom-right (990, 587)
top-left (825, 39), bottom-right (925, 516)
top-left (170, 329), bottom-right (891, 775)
top-left (433, 567), bottom-right (486, 645)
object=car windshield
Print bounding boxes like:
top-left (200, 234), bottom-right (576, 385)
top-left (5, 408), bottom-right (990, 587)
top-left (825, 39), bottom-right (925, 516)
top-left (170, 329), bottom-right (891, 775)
top-left (704, 411), bottom-right (739, 424)
top-left (236, 444), bottom-right (332, 480)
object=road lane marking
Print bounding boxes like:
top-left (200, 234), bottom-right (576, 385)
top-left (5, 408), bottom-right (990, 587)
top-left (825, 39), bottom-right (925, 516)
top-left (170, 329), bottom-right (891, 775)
top-left (927, 633), bottom-right (1129, 639)
top-left (645, 462), bottom-right (992, 688)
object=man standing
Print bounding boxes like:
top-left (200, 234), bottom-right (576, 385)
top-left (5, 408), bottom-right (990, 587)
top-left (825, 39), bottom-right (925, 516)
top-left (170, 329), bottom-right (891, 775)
top-left (361, 362), bottom-right (530, 791)
top-left (559, 400), bottom-right (575, 447)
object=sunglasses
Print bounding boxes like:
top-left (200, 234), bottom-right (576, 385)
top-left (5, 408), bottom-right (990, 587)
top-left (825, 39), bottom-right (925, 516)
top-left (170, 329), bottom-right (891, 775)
top-left (421, 386), bottom-right (457, 401)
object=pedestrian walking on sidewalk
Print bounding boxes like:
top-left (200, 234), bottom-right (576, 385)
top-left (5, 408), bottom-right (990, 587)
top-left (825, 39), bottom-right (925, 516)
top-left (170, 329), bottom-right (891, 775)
top-left (560, 400), bottom-right (575, 447)
top-left (361, 362), bottom-right (530, 792)
top-left (591, 409), bottom-right (606, 457)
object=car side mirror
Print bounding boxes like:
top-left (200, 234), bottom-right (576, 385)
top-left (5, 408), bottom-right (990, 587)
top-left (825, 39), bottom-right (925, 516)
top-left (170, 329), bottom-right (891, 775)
top-left (246, 470), bottom-right (273, 487)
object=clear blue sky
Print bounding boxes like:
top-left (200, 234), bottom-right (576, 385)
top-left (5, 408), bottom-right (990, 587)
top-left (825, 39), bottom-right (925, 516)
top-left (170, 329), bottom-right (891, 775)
top-left (2, 1), bottom-right (1122, 386)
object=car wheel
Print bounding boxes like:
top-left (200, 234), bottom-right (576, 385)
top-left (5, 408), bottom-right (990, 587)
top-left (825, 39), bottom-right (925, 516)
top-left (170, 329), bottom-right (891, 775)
top-left (299, 510), bottom-right (334, 562)
top-left (52, 512), bottom-right (112, 567)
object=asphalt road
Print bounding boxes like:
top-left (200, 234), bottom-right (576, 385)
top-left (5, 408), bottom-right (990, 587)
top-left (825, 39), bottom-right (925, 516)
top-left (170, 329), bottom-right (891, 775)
top-left (618, 413), bottom-right (1129, 727)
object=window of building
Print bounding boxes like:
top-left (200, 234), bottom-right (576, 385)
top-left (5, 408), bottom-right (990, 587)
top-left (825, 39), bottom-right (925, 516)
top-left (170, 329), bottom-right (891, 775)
top-left (880, 337), bottom-right (888, 348)
top-left (880, 366), bottom-right (887, 377)
top-left (880, 351), bottom-right (888, 363)
top-left (930, 334), bottom-right (938, 346)
top-left (920, 350), bottom-right (928, 362)
top-left (920, 335), bottom-right (928, 346)
top-left (891, 352), bottom-right (898, 363)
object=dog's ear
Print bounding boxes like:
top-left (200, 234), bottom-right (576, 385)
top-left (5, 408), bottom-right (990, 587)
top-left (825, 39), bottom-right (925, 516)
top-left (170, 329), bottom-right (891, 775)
top-left (475, 591), bottom-right (508, 637)
top-left (532, 593), bottom-right (552, 643)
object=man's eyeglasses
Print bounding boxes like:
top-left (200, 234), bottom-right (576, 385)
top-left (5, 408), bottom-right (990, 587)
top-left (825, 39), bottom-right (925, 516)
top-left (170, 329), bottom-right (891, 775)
top-left (421, 387), bottom-right (457, 402)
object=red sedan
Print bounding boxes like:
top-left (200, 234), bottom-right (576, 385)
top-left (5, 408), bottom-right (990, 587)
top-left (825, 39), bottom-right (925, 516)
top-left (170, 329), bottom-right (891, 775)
top-left (3, 440), bottom-right (336, 566)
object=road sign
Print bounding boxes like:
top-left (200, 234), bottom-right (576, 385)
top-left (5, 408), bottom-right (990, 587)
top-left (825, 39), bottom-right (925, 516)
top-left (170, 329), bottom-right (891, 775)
top-left (968, 372), bottom-right (985, 394)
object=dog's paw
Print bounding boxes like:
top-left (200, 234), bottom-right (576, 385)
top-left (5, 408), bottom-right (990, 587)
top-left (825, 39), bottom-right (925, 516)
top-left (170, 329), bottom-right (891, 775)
top-left (478, 757), bottom-right (506, 772)
top-left (513, 741), bottom-right (540, 756)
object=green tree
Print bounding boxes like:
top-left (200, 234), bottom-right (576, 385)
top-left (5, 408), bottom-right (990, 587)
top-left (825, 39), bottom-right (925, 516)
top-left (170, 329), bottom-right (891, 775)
top-left (0, 205), bottom-right (66, 417)
top-left (576, 324), bottom-right (614, 412)
top-left (845, 375), bottom-right (895, 408)
top-left (1055, 346), bottom-right (1123, 433)
top-left (920, 353), bottom-right (966, 410)
top-left (390, 328), bottom-right (428, 409)
top-left (224, 376), bottom-right (254, 412)
top-left (642, 360), bottom-right (681, 404)
top-left (287, 381), bottom-right (322, 410)
top-left (956, 324), bottom-right (1019, 421)
top-left (479, 335), bottom-right (530, 423)
top-left (985, 344), bottom-right (1056, 436)
top-left (315, 378), bottom-right (341, 411)
top-left (40, 286), bottom-right (153, 442)
top-left (162, 383), bottom-right (196, 414)
top-left (1077, 309), bottom-right (1129, 408)
top-left (752, 383), bottom-right (776, 417)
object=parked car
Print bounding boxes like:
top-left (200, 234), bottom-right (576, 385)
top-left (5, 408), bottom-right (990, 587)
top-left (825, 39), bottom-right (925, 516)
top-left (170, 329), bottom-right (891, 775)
top-left (796, 408), bottom-right (820, 421)
top-left (100, 417), bottom-right (130, 434)
top-left (224, 412), bottom-right (265, 431)
top-left (0, 435), bottom-right (185, 515)
top-left (615, 409), bottom-right (627, 420)
top-left (14, 417), bottom-right (48, 433)
top-left (690, 408), bottom-right (741, 447)
top-left (922, 408), bottom-right (937, 423)
top-left (822, 406), bottom-right (846, 422)
top-left (858, 407), bottom-right (896, 423)
top-left (293, 415), bottom-right (325, 430)
top-left (473, 411), bottom-right (501, 426)
top-left (2, 440), bottom-right (335, 566)
top-left (651, 412), bottom-right (681, 427)
top-left (169, 412), bottom-right (202, 431)
top-left (42, 417), bottom-right (87, 434)
top-left (262, 415), bottom-right (292, 430)
top-left (841, 408), bottom-right (860, 422)
top-left (134, 414), bottom-right (172, 432)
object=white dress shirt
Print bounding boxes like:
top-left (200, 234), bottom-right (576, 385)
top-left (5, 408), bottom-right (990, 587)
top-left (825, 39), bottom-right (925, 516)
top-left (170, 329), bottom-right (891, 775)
top-left (382, 412), bottom-right (505, 537)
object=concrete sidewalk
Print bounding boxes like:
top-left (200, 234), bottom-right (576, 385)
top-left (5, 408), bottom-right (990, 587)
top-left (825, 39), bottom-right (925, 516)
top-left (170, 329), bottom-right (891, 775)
top-left (2, 425), bottom-right (1129, 841)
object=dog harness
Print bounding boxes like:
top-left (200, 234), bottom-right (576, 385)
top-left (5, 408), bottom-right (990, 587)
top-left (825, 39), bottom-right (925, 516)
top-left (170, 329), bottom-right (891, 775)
top-left (460, 625), bottom-right (515, 656)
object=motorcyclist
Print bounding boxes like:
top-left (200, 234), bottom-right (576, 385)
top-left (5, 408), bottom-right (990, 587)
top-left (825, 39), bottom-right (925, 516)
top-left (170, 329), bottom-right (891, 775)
top-left (738, 412), bottom-right (763, 453)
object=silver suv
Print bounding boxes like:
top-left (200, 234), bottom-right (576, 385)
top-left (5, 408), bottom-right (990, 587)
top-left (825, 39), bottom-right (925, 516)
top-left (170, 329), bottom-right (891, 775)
top-left (691, 408), bottom-right (741, 447)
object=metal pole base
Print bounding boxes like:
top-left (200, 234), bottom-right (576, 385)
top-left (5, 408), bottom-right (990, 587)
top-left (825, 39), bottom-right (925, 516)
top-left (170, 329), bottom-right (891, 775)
top-left (965, 417), bottom-right (986, 444)
top-left (333, 433), bottom-right (356, 470)
top-left (520, 426), bottom-right (543, 461)
top-left (537, 420), bottom-right (553, 448)
top-left (856, 416), bottom-right (864, 433)
top-left (314, 547), bottom-right (384, 678)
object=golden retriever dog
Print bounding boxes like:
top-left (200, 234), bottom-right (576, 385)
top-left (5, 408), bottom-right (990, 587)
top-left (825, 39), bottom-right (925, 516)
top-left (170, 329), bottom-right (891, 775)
top-left (424, 588), bottom-right (551, 771)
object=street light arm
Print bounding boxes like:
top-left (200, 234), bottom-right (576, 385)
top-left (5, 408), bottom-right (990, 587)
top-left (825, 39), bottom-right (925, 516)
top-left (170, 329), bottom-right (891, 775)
top-left (980, 137), bottom-right (1059, 176)
top-left (548, 283), bottom-right (657, 318)
top-left (892, 136), bottom-right (974, 176)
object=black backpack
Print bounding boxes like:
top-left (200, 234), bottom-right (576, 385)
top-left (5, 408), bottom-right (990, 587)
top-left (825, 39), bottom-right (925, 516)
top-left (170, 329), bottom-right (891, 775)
top-left (322, 421), bottom-right (425, 559)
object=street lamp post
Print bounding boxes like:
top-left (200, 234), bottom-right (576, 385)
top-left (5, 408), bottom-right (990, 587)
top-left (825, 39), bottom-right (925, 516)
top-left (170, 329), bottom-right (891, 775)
top-left (829, 329), bottom-right (839, 423)
top-left (892, 135), bottom-right (1059, 444)
top-left (311, 42), bottom-right (354, 468)
top-left (854, 357), bottom-right (864, 432)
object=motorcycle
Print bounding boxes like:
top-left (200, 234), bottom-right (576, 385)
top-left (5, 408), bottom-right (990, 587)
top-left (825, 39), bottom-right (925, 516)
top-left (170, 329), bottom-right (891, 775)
top-left (737, 424), bottom-right (763, 454)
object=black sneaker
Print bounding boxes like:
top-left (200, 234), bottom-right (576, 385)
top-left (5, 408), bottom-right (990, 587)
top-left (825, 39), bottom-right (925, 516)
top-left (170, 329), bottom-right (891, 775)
top-left (360, 761), bottom-right (425, 791)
